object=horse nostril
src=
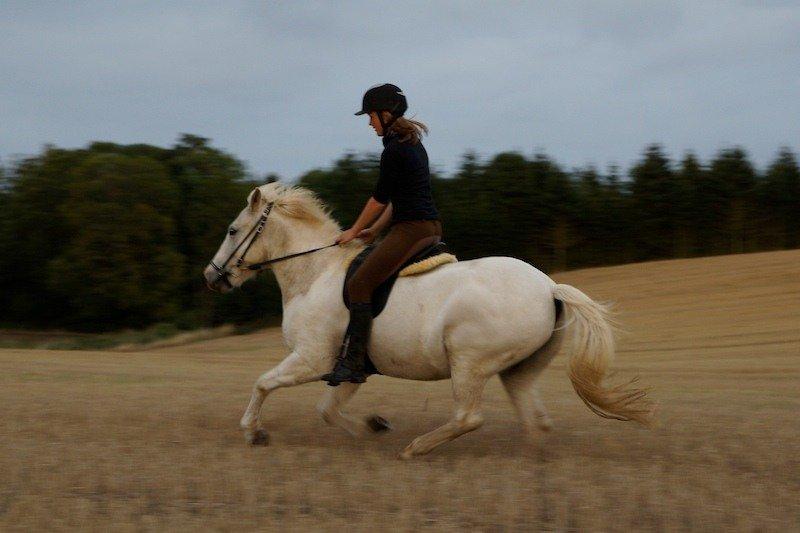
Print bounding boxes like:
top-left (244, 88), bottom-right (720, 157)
top-left (204, 271), bottom-right (219, 292)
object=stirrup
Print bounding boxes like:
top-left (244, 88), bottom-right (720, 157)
top-left (321, 363), bottom-right (367, 386)
top-left (321, 336), bottom-right (367, 386)
top-left (322, 302), bottom-right (372, 386)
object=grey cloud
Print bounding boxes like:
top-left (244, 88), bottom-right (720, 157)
top-left (1, 1), bottom-right (797, 180)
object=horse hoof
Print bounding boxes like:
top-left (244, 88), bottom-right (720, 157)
top-left (249, 429), bottom-right (270, 446)
top-left (398, 448), bottom-right (414, 460)
top-left (366, 415), bottom-right (392, 433)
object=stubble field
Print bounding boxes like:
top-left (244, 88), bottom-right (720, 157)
top-left (1, 249), bottom-right (799, 531)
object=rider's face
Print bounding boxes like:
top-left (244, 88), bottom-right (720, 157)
top-left (368, 111), bottom-right (384, 136)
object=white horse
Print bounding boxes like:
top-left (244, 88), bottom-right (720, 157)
top-left (204, 183), bottom-right (651, 458)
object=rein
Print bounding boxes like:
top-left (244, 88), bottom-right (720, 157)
top-left (208, 201), bottom-right (338, 284)
top-left (246, 242), bottom-right (338, 271)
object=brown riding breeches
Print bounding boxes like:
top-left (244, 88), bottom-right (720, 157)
top-left (346, 219), bottom-right (443, 304)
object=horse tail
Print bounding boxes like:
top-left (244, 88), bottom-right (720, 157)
top-left (552, 283), bottom-right (653, 426)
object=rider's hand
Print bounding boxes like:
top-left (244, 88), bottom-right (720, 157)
top-left (356, 227), bottom-right (377, 244)
top-left (335, 227), bottom-right (359, 245)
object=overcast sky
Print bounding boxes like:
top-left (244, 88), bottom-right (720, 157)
top-left (1, 1), bottom-right (798, 180)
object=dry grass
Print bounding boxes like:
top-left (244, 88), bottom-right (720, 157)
top-left (0, 324), bottom-right (236, 352)
top-left (1, 249), bottom-right (799, 531)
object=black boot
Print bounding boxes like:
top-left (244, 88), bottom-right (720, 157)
top-left (322, 303), bottom-right (373, 386)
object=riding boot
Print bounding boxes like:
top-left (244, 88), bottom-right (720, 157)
top-left (321, 302), bottom-right (373, 386)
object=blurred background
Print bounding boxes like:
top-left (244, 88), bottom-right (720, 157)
top-left (1, 2), bottom-right (797, 337)
top-left (2, 3), bottom-right (800, 530)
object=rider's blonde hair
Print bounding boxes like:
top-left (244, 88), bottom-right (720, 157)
top-left (389, 116), bottom-right (428, 145)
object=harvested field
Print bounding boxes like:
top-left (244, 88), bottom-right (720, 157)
top-left (1, 249), bottom-right (799, 530)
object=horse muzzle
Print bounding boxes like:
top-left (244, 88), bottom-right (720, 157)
top-left (204, 264), bottom-right (234, 293)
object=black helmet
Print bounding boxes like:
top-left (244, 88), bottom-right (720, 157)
top-left (354, 83), bottom-right (408, 117)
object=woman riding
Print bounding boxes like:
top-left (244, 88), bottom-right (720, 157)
top-left (321, 83), bottom-right (442, 386)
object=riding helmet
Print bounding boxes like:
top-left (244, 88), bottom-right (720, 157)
top-left (354, 83), bottom-right (408, 117)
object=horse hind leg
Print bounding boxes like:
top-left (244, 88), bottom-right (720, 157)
top-left (500, 370), bottom-right (553, 435)
top-left (499, 326), bottom-right (565, 437)
top-left (399, 364), bottom-right (488, 460)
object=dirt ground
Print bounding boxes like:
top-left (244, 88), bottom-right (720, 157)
top-left (1, 249), bottom-right (799, 531)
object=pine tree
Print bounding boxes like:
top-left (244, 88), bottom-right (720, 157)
top-left (708, 147), bottom-right (757, 254)
top-left (629, 144), bottom-right (676, 260)
top-left (601, 164), bottom-right (634, 264)
top-left (674, 153), bottom-right (703, 257)
top-left (759, 147), bottom-right (800, 249)
top-left (535, 154), bottom-right (576, 271)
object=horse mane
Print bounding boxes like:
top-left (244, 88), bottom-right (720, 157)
top-left (259, 182), bottom-right (341, 232)
top-left (256, 183), bottom-right (361, 270)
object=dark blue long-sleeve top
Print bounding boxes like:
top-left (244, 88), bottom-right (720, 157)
top-left (372, 131), bottom-right (440, 223)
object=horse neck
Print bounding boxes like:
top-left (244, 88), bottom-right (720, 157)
top-left (266, 221), bottom-right (361, 304)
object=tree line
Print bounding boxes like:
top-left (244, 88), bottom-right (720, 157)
top-left (301, 144), bottom-right (798, 270)
top-left (1, 135), bottom-right (797, 331)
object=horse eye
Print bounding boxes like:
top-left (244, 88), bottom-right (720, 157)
top-left (228, 228), bottom-right (238, 236)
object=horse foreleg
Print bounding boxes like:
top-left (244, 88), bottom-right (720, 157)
top-left (240, 351), bottom-right (322, 445)
top-left (399, 367), bottom-right (488, 459)
top-left (316, 383), bottom-right (368, 437)
top-left (317, 383), bottom-right (374, 437)
top-left (317, 383), bottom-right (393, 437)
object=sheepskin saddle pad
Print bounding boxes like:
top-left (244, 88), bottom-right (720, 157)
top-left (342, 241), bottom-right (457, 318)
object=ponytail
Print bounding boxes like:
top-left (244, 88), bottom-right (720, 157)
top-left (389, 117), bottom-right (429, 145)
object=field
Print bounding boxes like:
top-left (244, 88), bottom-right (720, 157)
top-left (1, 249), bottom-right (799, 531)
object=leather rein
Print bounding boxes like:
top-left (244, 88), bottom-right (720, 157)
top-left (208, 202), bottom-right (337, 286)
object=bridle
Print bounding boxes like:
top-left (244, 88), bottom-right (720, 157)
top-left (207, 202), bottom-right (337, 288)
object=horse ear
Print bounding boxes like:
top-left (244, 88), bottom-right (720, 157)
top-left (248, 188), bottom-right (262, 212)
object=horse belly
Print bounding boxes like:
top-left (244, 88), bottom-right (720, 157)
top-left (368, 329), bottom-right (451, 380)
top-left (366, 258), bottom-right (556, 380)
top-left (367, 288), bottom-right (452, 380)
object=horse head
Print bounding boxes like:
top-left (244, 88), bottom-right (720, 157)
top-left (203, 182), bottom-right (340, 292)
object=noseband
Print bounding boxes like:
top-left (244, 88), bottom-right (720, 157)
top-left (208, 202), bottom-right (337, 286)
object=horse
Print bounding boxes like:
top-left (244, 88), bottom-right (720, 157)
top-left (204, 182), bottom-right (652, 458)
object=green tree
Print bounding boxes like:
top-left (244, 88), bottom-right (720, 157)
top-left (0, 147), bottom-right (87, 324)
top-left (530, 154), bottom-right (575, 271)
top-left (673, 153), bottom-right (703, 257)
top-left (600, 164), bottom-right (635, 265)
top-left (481, 152), bottom-right (543, 261)
top-left (1, 137), bottom-right (796, 332)
top-left (47, 153), bottom-right (185, 329)
top-left (708, 147), bottom-right (758, 254)
top-left (629, 144), bottom-right (677, 260)
top-left (572, 166), bottom-right (605, 267)
top-left (166, 134), bottom-right (255, 322)
top-left (298, 152), bottom-right (379, 227)
top-left (758, 147), bottom-right (800, 249)
top-left (0, 167), bottom-right (10, 314)
top-left (434, 151), bottom-right (496, 261)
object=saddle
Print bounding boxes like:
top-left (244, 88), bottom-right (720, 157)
top-left (342, 241), bottom-right (456, 318)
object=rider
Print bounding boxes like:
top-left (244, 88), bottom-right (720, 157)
top-left (321, 83), bottom-right (442, 386)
